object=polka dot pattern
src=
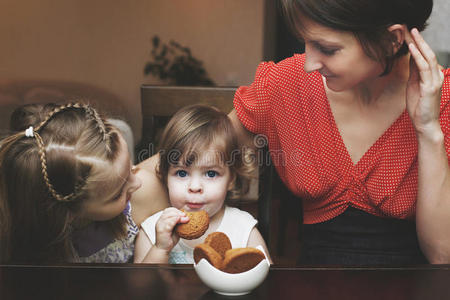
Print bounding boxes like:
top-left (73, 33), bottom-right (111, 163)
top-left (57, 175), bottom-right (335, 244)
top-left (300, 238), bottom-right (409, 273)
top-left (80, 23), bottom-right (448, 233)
top-left (234, 54), bottom-right (450, 224)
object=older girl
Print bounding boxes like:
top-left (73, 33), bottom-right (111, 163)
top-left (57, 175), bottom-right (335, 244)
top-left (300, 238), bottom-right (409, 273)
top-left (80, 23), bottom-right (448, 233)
top-left (0, 103), bottom-right (166, 263)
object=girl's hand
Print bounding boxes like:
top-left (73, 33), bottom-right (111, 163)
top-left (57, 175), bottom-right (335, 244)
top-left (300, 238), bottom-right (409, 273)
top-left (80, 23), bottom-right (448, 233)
top-left (405, 28), bottom-right (444, 137)
top-left (154, 207), bottom-right (189, 252)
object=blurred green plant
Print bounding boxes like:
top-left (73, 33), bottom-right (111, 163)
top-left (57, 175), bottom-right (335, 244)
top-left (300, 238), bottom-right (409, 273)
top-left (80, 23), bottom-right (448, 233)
top-left (144, 36), bottom-right (215, 86)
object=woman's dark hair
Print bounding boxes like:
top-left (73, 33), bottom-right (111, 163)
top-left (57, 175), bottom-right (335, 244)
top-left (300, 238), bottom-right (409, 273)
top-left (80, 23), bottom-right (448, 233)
top-left (281, 0), bottom-right (433, 75)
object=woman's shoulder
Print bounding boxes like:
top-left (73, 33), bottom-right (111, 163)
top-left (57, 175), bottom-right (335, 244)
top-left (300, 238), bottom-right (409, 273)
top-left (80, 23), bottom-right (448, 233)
top-left (441, 68), bottom-right (450, 108)
top-left (277, 53), bottom-right (305, 68)
top-left (257, 54), bottom-right (308, 77)
top-left (443, 68), bottom-right (450, 90)
top-left (130, 156), bottom-right (169, 226)
top-left (246, 53), bottom-right (321, 100)
top-left (276, 53), bottom-right (315, 76)
top-left (260, 54), bottom-right (321, 91)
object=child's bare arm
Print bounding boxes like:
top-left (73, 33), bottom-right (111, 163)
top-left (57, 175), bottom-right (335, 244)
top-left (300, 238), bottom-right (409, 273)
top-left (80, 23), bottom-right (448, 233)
top-left (137, 236), bottom-right (171, 264)
top-left (133, 230), bottom-right (154, 263)
top-left (246, 227), bottom-right (272, 264)
top-left (134, 208), bottom-right (188, 263)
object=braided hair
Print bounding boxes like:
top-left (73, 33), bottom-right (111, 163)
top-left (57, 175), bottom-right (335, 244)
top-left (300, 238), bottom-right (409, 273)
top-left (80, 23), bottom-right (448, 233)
top-left (28, 103), bottom-right (112, 202)
top-left (0, 102), bottom-right (123, 263)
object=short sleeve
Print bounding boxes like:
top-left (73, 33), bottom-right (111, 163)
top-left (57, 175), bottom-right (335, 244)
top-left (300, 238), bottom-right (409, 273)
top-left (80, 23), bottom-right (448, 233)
top-left (140, 211), bottom-right (163, 245)
top-left (233, 61), bottom-right (277, 135)
top-left (218, 206), bottom-right (258, 248)
top-left (441, 69), bottom-right (450, 162)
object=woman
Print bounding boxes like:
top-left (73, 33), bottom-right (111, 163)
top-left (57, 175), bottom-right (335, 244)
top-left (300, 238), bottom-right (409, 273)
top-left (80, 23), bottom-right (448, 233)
top-left (229, 0), bottom-right (449, 264)
top-left (0, 103), bottom-right (167, 263)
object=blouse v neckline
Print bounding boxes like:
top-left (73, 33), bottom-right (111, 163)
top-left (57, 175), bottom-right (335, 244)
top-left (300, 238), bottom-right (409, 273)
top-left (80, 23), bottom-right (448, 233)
top-left (317, 74), bottom-right (409, 172)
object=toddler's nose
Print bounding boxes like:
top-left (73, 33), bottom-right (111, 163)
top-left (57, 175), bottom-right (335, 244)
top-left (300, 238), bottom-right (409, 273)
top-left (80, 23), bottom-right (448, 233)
top-left (188, 178), bottom-right (203, 193)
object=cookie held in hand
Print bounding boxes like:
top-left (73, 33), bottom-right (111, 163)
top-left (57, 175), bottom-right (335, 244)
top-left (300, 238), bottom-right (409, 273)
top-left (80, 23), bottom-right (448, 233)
top-left (175, 210), bottom-right (209, 240)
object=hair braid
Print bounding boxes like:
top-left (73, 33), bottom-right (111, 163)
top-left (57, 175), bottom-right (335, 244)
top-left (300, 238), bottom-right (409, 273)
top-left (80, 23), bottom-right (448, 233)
top-left (34, 132), bottom-right (79, 202)
top-left (34, 102), bottom-right (83, 132)
top-left (29, 102), bottom-right (109, 202)
top-left (81, 104), bottom-right (110, 146)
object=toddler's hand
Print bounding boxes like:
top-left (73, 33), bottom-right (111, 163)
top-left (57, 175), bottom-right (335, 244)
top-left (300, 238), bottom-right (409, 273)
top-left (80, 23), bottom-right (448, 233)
top-left (154, 207), bottom-right (189, 252)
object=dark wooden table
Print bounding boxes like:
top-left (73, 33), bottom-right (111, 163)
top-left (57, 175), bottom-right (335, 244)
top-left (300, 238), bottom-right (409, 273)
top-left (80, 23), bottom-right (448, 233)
top-left (1, 264), bottom-right (450, 300)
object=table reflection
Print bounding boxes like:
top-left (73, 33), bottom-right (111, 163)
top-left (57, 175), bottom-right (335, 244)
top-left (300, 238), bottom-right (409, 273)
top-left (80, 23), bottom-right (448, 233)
top-left (1, 264), bottom-right (450, 300)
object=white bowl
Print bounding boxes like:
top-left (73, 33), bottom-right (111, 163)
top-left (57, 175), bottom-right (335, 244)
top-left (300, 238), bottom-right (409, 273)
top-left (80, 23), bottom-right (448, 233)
top-left (194, 245), bottom-right (270, 296)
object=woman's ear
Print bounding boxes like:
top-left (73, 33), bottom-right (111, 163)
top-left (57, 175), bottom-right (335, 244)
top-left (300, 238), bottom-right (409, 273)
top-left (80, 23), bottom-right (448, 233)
top-left (388, 24), bottom-right (407, 55)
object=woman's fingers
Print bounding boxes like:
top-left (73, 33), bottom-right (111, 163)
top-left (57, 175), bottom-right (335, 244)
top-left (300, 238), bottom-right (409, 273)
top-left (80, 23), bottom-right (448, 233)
top-left (408, 56), bottom-right (419, 86)
top-left (405, 28), bottom-right (443, 133)
top-left (409, 28), bottom-right (443, 86)
top-left (410, 28), bottom-right (436, 64)
top-left (408, 43), bottom-right (431, 84)
top-left (408, 42), bottom-right (429, 81)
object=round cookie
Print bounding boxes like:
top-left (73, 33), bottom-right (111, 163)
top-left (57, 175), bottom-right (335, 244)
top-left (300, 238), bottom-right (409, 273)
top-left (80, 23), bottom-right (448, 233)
top-left (221, 248), bottom-right (265, 274)
top-left (194, 243), bottom-right (223, 269)
top-left (175, 210), bottom-right (209, 240)
top-left (204, 232), bottom-right (232, 258)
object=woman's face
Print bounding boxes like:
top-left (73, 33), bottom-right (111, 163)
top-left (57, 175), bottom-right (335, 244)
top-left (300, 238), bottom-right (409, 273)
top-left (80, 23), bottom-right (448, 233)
top-left (81, 135), bottom-right (142, 221)
top-left (300, 16), bottom-right (384, 91)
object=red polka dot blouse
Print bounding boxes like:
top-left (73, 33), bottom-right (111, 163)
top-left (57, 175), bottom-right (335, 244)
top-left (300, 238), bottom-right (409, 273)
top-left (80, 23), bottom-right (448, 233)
top-left (234, 54), bottom-right (450, 224)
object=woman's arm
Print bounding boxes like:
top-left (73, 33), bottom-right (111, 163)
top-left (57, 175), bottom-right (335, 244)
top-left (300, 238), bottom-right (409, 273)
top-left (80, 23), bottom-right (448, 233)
top-left (416, 124), bottom-right (450, 263)
top-left (406, 29), bottom-right (450, 263)
top-left (228, 109), bottom-right (257, 150)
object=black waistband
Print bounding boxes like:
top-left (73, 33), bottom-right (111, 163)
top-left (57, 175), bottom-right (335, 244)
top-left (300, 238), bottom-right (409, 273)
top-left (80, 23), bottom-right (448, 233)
top-left (299, 206), bottom-right (427, 265)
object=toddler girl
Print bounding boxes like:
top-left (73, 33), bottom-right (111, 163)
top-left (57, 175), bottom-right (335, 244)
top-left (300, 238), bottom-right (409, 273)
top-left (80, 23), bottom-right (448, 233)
top-left (134, 104), bottom-right (271, 264)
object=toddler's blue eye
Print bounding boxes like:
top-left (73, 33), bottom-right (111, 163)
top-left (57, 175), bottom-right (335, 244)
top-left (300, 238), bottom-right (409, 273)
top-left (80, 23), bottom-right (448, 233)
top-left (206, 170), bottom-right (217, 178)
top-left (176, 170), bottom-right (187, 177)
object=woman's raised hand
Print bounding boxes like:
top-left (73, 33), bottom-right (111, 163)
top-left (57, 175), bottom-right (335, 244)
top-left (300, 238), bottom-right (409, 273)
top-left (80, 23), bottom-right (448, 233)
top-left (405, 28), bottom-right (444, 137)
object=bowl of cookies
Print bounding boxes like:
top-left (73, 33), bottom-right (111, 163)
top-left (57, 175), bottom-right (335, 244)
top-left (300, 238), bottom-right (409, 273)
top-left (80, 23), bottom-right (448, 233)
top-left (193, 232), bottom-right (270, 296)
